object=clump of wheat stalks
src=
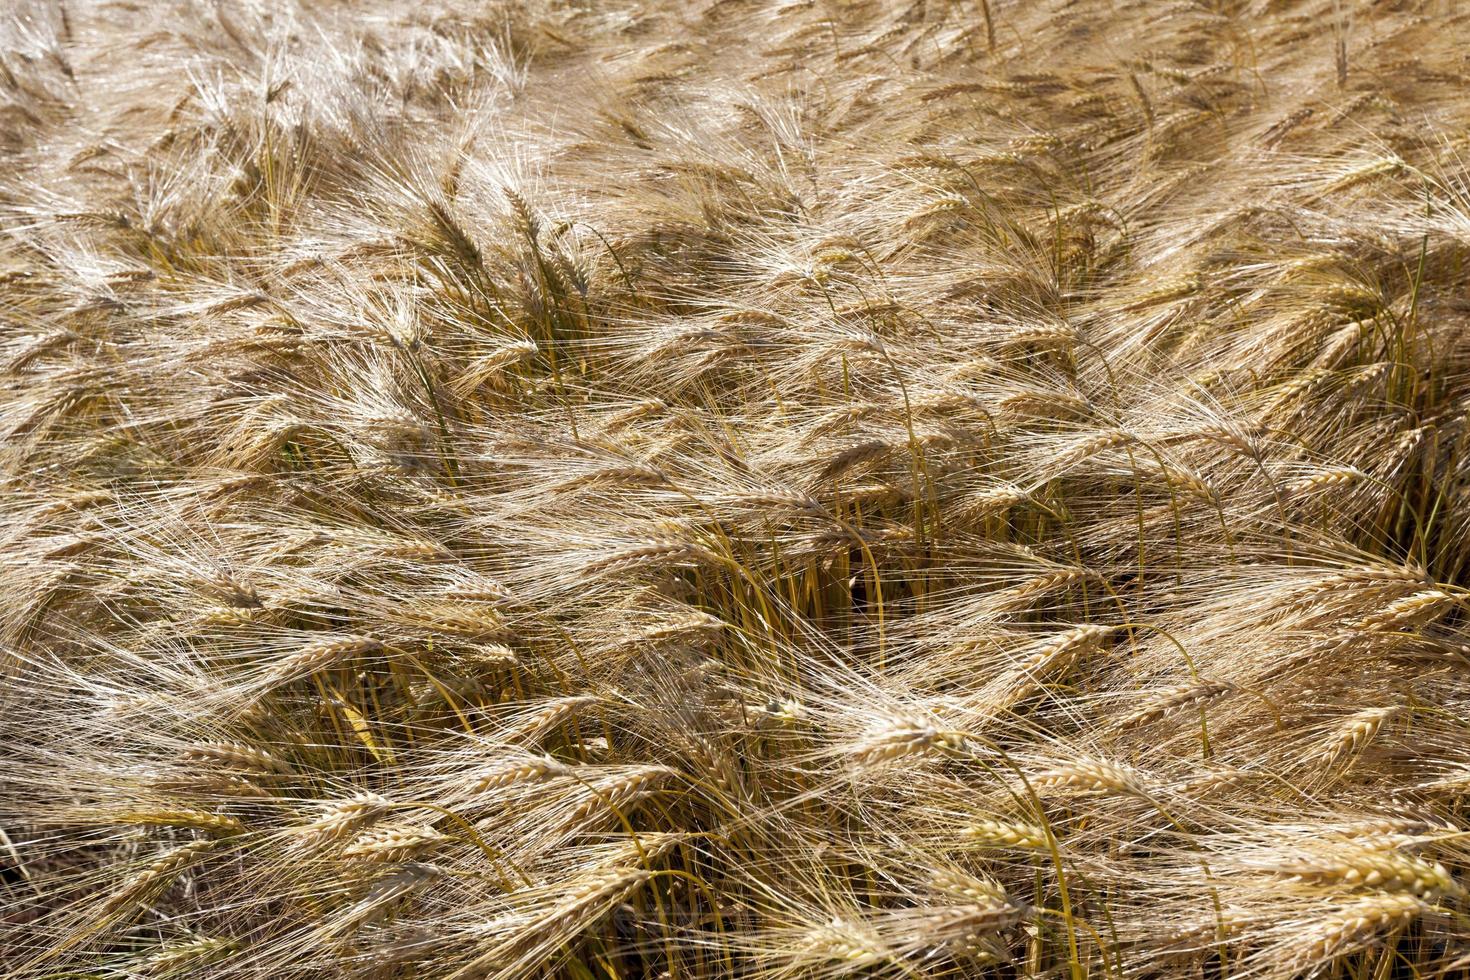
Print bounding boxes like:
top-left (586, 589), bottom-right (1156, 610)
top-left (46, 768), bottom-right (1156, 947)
top-left (5, 0), bottom-right (1470, 977)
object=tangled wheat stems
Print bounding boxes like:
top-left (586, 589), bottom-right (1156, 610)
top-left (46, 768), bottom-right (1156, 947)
top-left (5, 0), bottom-right (1470, 977)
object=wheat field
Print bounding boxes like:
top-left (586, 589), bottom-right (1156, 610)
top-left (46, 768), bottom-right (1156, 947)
top-left (4, 0), bottom-right (1470, 977)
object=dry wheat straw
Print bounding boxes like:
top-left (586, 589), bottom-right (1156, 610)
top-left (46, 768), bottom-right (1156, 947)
top-left (9, 1), bottom-right (1470, 976)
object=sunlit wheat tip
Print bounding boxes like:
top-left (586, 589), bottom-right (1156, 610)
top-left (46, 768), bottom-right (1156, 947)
top-left (341, 824), bottom-right (449, 863)
top-left (1288, 894), bottom-right (1425, 973)
top-left (1354, 590), bottom-right (1456, 632)
top-left (1032, 759), bottom-right (1143, 796)
top-left (848, 717), bottom-right (966, 767)
top-left (181, 742), bottom-right (292, 774)
top-left (1316, 706), bottom-right (1401, 763)
top-left (1119, 679), bottom-right (1234, 729)
top-left (961, 818), bottom-right (1050, 850)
